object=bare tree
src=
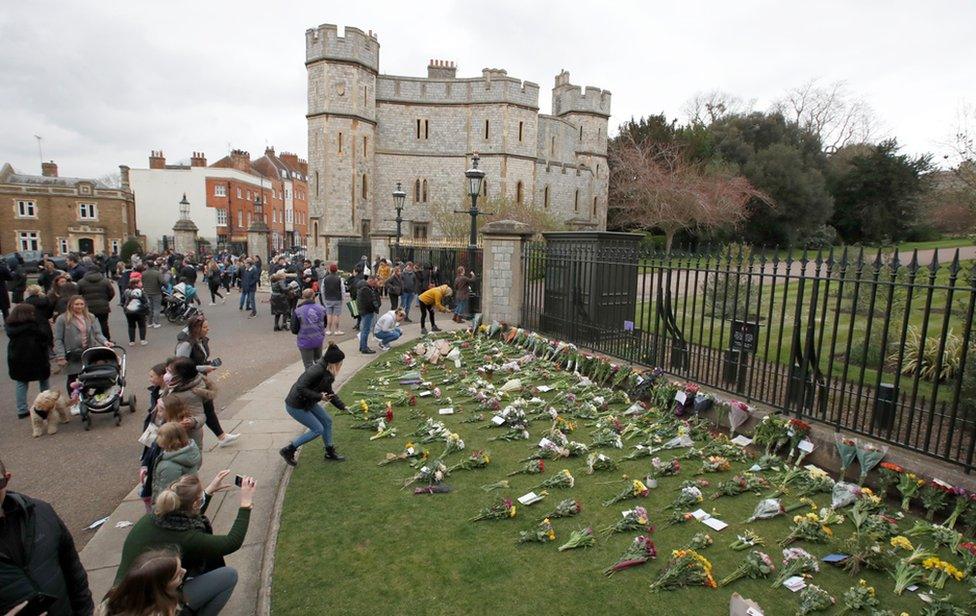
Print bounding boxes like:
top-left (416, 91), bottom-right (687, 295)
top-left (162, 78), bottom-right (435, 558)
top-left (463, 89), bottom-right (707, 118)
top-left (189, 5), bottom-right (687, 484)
top-left (95, 171), bottom-right (122, 188)
top-left (772, 79), bottom-right (878, 152)
top-left (949, 102), bottom-right (976, 191)
top-left (682, 90), bottom-right (754, 125)
top-left (609, 135), bottom-right (768, 252)
top-left (424, 195), bottom-right (567, 241)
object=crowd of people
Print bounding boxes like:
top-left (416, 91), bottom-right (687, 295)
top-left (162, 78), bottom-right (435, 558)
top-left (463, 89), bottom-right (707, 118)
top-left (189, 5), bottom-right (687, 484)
top-left (1, 246), bottom-right (478, 615)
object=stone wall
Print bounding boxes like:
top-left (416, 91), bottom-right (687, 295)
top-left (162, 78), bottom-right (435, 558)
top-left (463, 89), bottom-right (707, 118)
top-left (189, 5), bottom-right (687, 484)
top-left (480, 220), bottom-right (533, 324)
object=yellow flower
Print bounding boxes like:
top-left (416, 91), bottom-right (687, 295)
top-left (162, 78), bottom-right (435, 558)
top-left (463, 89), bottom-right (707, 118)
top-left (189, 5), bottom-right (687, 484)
top-left (890, 536), bottom-right (914, 551)
top-left (508, 506), bottom-right (517, 518)
top-left (793, 515), bottom-right (803, 524)
top-left (822, 526), bottom-right (833, 537)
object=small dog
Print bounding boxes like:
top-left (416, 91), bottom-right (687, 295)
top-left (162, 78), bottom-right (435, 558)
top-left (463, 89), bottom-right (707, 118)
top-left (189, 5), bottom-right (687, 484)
top-left (30, 390), bottom-right (71, 437)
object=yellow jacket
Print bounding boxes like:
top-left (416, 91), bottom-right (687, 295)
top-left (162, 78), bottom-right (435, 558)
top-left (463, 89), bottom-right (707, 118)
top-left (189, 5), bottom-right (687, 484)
top-left (419, 284), bottom-right (451, 311)
top-left (377, 263), bottom-right (391, 281)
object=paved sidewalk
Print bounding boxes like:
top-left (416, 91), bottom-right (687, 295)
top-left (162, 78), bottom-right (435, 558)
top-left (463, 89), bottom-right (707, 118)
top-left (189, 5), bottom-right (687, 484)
top-left (79, 316), bottom-right (467, 614)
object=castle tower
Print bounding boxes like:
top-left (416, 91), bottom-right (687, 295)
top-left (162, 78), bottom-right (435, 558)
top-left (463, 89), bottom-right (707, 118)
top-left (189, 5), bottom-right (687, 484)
top-left (551, 70), bottom-right (611, 227)
top-left (306, 24), bottom-right (379, 260)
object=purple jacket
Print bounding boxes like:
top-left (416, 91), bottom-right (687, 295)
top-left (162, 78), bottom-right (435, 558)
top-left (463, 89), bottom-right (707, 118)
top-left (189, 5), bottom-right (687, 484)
top-left (293, 301), bottom-right (326, 350)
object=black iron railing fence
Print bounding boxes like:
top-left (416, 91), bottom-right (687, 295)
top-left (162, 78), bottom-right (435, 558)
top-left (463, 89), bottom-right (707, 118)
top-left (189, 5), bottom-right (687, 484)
top-left (521, 241), bottom-right (976, 470)
top-left (391, 243), bottom-right (483, 312)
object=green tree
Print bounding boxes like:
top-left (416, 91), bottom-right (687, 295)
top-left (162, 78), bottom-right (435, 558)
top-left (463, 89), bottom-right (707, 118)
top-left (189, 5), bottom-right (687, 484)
top-left (120, 237), bottom-right (142, 262)
top-left (827, 139), bottom-right (932, 243)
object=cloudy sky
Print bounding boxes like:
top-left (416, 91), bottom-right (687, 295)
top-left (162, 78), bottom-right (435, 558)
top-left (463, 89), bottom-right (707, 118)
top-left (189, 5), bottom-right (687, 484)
top-left (1, 0), bottom-right (972, 179)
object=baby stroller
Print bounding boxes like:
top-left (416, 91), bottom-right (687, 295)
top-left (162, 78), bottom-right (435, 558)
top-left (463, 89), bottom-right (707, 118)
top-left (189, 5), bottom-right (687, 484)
top-left (76, 346), bottom-right (137, 430)
top-left (163, 282), bottom-right (200, 323)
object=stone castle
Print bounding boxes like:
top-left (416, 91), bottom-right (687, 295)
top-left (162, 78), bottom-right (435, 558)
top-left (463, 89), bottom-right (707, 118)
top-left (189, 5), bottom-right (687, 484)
top-left (305, 24), bottom-right (611, 259)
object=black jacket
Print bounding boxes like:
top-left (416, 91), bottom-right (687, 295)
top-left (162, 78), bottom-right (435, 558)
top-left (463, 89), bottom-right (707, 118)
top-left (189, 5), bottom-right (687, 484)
top-left (0, 493), bottom-right (93, 616)
top-left (6, 321), bottom-right (52, 383)
top-left (285, 362), bottom-right (347, 411)
top-left (384, 274), bottom-right (402, 295)
top-left (400, 271), bottom-right (417, 294)
top-left (76, 271), bottom-right (115, 316)
top-left (356, 284), bottom-right (380, 315)
top-left (24, 294), bottom-right (54, 345)
top-left (320, 274), bottom-right (343, 302)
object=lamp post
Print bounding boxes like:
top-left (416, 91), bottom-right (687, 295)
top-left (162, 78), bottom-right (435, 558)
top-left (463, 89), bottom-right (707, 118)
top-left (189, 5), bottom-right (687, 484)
top-left (178, 193), bottom-right (191, 220)
top-left (392, 181), bottom-right (406, 249)
top-left (455, 154), bottom-right (490, 316)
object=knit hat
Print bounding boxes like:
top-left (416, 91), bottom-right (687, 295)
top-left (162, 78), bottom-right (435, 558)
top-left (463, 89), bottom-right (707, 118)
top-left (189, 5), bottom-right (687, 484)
top-left (322, 343), bottom-right (345, 364)
top-left (130, 271), bottom-right (143, 282)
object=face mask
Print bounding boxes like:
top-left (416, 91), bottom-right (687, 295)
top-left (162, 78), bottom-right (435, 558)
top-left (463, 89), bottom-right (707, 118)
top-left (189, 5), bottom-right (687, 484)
top-left (163, 372), bottom-right (174, 386)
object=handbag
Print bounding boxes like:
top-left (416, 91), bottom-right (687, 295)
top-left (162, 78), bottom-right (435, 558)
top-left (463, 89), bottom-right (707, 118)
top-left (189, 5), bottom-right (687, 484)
top-left (138, 421), bottom-right (159, 447)
top-left (346, 300), bottom-right (360, 318)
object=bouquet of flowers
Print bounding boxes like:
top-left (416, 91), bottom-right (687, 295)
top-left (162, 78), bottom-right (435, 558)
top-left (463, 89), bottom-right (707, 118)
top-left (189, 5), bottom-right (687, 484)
top-left (441, 432), bottom-right (465, 456)
top-left (876, 461), bottom-right (903, 497)
top-left (507, 459), bottom-right (545, 477)
top-left (796, 585), bottom-right (834, 615)
top-left (600, 506), bottom-right (650, 537)
top-left (541, 498), bottom-right (582, 521)
top-left (836, 580), bottom-right (879, 615)
top-left (792, 469), bottom-right (835, 498)
top-left (771, 547), bottom-right (820, 588)
top-left (944, 487), bottom-right (971, 529)
top-left (565, 441), bottom-right (590, 457)
top-left (377, 442), bottom-right (425, 466)
top-left (401, 459), bottom-right (449, 489)
top-left (746, 498), bottom-right (813, 523)
top-left (890, 546), bottom-right (933, 595)
top-left (651, 457), bottom-right (682, 477)
top-left (621, 444), bottom-right (656, 461)
top-left (557, 526), bottom-right (596, 552)
top-left (584, 452), bottom-right (619, 474)
top-left (697, 455), bottom-right (731, 475)
top-left (516, 518), bottom-right (556, 545)
top-left (920, 481), bottom-right (951, 520)
top-left (778, 511), bottom-right (836, 546)
top-left (729, 530), bottom-right (765, 551)
top-left (712, 474), bottom-right (768, 500)
top-left (905, 520), bottom-right (963, 552)
top-left (831, 481), bottom-right (862, 509)
top-left (726, 400), bottom-right (751, 437)
top-left (754, 414), bottom-right (791, 455)
top-left (530, 469), bottom-right (575, 491)
top-left (668, 485), bottom-right (704, 511)
top-left (685, 532), bottom-right (713, 551)
top-left (896, 471), bottom-right (925, 511)
top-left (603, 478), bottom-right (650, 507)
top-left (603, 535), bottom-right (657, 576)
top-left (922, 556), bottom-right (966, 590)
top-left (480, 479), bottom-right (510, 492)
top-left (785, 418), bottom-right (812, 465)
top-left (488, 426), bottom-right (531, 442)
top-left (470, 498), bottom-right (517, 521)
top-left (854, 441), bottom-right (887, 485)
top-left (648, 549), bottom-right (717, 592)
top-left (957, 541), bottom-right (976, 576)
top-left (589, 428), bottom-right (624, 450)
top-left (719, 550), bottom-right (776, 586)
top-left (448, 450), bottom-right (491, 473)
top-left (835, 435), bottom-right (860, 478)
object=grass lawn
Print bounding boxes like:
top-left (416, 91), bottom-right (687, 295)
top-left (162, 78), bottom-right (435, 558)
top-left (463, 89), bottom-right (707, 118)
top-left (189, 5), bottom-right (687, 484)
top-left (272, 334), bottom-right (971, 615)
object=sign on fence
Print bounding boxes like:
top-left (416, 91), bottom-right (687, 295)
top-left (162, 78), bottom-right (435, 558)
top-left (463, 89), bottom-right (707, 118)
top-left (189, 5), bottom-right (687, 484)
top-left (730, 320), bottom-right (760, 353)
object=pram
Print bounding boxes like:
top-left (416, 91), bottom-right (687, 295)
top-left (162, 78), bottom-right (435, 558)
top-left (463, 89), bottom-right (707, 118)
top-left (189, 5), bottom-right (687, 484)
top-left (163, 282), bottom-right (200, 323)
top-left (76, 346), bottom-right (137, 430)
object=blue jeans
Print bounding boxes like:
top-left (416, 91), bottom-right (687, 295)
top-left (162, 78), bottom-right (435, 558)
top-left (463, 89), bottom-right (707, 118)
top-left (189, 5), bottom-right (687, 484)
top-left (240, 289), bottom-right (256, 314)
top-left (375, 327), bottom-right (402, 346)
top-left (359, 312), bottom-right (375, 351)
top-left (401, 292), bottom-right (416, 317)
top-left (285, 403), bottom-right (334, 448)
top-left (16, 379), bottom-right (51, 416)
top-left (454, 298), bottom-right (469, 318)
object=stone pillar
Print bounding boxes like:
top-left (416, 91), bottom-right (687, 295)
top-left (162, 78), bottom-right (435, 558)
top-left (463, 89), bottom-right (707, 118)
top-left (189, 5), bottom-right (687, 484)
top-left (370, 230), bottom-right (396, 262)
top-left (247, 220), bottom-right (270, 268)
top-left (480, 220), bottom-right (534, 324)
top-left (172, 219), bottom-right (198, 256)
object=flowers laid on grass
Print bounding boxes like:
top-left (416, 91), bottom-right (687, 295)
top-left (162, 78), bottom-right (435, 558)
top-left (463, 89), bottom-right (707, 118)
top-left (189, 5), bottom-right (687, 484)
top-left (778, 510), bottom-right (840, 546)
top-left (647, 549), bottom-right (716, 592)
top-left (746, 498), bottom-right (813, 523)
top-left (602, 478), bottom-right (649, 507)
top-left (541, 498), bottom-right (582, 521)
top-left (755, 414), bottom-right (791, 455)
top-left (470, 498), bottom-right (517, 521)
top-left (441, 432), bottom-right (465, 455)
top-left (890, 546), bottom-right (934, 595)
top-left (377, 442), bottom-right (425, 466)
top-left (447, 450), bottom-right (491, 473)
top-left (667, 486), bottom-right (704, 511)
top-left (480, 479), bottom-right (511, 492)
top-left (896, 470), bottom-right (925, 511)
top-left (557, 526), bottom-right (596, 552)
top-left (712, 474), bottom-right (768, 500)
top-left (835, 435), bottom-right (859, 477)
top-left (796, 584), bottom-right (834, 615)
top-left (784, 418), bottom-right (812, 465)
top-left (507, 459), bottom-right (545, 477)
top-left (685, 532), bottom-right (713, 551)
top-left (905, 520), bottom-right (963, 552)
top-left (516, 518), bottom-right (556, 545)
top-left (718, 550), bottom-right (775, 587)
top-left (876, 461), bottom-right (903, 497)
top-left (835, 580), bottom-right (878, 615)
top-left (729, 530), bottom-right (765, 551)
top-left (401, 459), bottom-right (448, 489)
top-left (770, 548), bottom-right (820, 589)
top-left (920, 481), bottom-right (951, 520)
top-left (697, 455), bottom-right (731, 475)
top-left (530, 469), bottom-right (575, 491)
top-left (603, 535), bottom-right (657, 576)
top-left (922, 556), bottom-right (966, 590)
top-left (944, 487), bottom-right (971, 529)
top-left (650, 457), bottom-right (681, 477)
top-left (584, 452), bottom-right (619, 474)
top-left (725, 400), bottom-right (751, 437)
top-left (599, 506), bottom-right (651, 537)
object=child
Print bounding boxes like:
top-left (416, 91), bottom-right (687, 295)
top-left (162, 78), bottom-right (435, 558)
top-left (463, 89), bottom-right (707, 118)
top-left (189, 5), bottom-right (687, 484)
top-left (150, 422), bottom-right (201, 503)
top-left (139, 387), bottom-right (195, 510)
top-left (29, 389), bottom-right (71, 437)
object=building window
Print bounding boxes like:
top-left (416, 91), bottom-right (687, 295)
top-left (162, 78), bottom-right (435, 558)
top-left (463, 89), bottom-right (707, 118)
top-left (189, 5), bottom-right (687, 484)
top-left (362, 174), bottom-right (368, 200)
top-left (550, 136), bottom-right (556, 158)
top-left (518, 121), bottom-right (524, 142)
top-left (312, 220), bottom-right (318, 247)
top-left (421, 179), bottom-right (428, 203)
top-left (416, 120), bottom-right (429, 140)
top-left (16, 200), bottom-right (37, 218)
top-left (111, 239), bottom-right (120, 254)
top-left (592, 196), bottom-right (598, 217)
top-left (579, 125), bottom-right (583, 141)
top-left (216, 209), bottom-right (228, 226)
top-left (424, 120), bottom-right (429, 139)
top-left (574, 189), bottom-right (580, 212)
top-left (416, 119), bottom-right (421, 139)
top-left (363, 85), bottom-right (367, 105)
top-left (248, 212), bottom-right (252, 225)
top-left (516, 181), bottom-right (523, 205)
top-left (18, 231), bottom-right (39, 252)
top-left (544, 185), bottom-right (550, 208)
top-left (483, 180), bottom-right (488, 197)
top-left (247, 191), bottom-right (252, 201)
top-left (484, 119), bottom-right (490, 140)
top-left (237, 187), bottom-right (242, 198)
top-left (414, 179), bottom-right (421, 202)
top-left (238, 211), bottom-right (243, 227)
top-left (412, 222), bottom-right (429, 240)
top-left (596, 164), bottom-right (601, 177)
top-left (272, 209), bottom-right (277, 223)
top-left (338, 132), bottom-right (343, 153)
top-left (78, 203), bottom-right (97, 220)
top-left (58, 237), bottom-right (69, 254)
top-left (214, 184), bottom-right (227, 197)
top-left (363, 135), bottom-right (368, 155)
top-left (361, 219), bottom-right (371, 239)
top-left (315, 171), bottom-right (319, 196)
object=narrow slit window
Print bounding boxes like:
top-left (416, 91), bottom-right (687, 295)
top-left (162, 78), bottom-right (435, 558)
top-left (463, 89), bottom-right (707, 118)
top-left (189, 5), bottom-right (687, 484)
top-left (544, 186), bottom-right (549, 208)
top-left (362, 174), bottom-right (368, 199)
top-left (592, 196), bottom-right (597, 216)
top-left (516, 181), bottom-right (523, 205)
top-left (574, 189), bottom-right (579, 211)
top-left (579, 125), bottom-right (583, 141)
top-left (484, 119), bottom-right (489, 140)
top-left (338, 132), bottom-right (343, 153)
top-left (424, 120), bottom-right (429, 139)
top-left (416, 119), bottom-right (421, 139)
top-left (414, 179), bottom-right (421, 202)
top-left (518, 121), bottom-right (523, 142)
top-left (422, 179), bottom-right (428, 203)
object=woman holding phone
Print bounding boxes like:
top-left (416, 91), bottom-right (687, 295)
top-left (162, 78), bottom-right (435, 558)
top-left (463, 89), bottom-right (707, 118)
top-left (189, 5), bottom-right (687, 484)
top-left (174, 315), bottom-right (238, 447)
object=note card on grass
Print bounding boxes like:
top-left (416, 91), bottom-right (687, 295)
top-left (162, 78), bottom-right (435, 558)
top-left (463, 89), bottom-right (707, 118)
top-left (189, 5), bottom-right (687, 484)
top-left (690, 508), bottom-right (710, 520)
top-left (797, 439), bottom-right (815, 453)
top-left (536, 385), bottom-right (552, 393)
top-left (702, 517), bottom-right (729, 531)
top-left (731, 435), bottom-right (753, 447)
top-left (491, 415), bottom-right (506, 426)
top-left (418, 390), bottom-right (432, 397)
top-left (783, 576), bottom-right (806, 592)
top-left (518, 492), bottom-right (544, 505)
top-left (438, 408), bottom-right (454, 415)
top-left (674, 391), bottom-right (687, 404)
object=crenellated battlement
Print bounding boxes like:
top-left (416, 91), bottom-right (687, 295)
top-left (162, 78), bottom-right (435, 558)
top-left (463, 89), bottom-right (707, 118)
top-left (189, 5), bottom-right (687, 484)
top-left (305, 23), bottom-right (379, 71)
top-left (551, 70), bottom-right (611, 118)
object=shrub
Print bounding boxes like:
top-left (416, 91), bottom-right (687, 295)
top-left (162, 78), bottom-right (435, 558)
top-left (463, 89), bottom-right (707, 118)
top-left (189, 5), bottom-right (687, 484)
top-left (803, 225), bottom-right (839, 249)
top-left (848, 331), bottom-right (886, 369)
top-left (120, 237), bottom-right (143, 262)
top-left (891, 326), bottom-right (962, 382)
top-left (702, 271), bottom-right (754, 320)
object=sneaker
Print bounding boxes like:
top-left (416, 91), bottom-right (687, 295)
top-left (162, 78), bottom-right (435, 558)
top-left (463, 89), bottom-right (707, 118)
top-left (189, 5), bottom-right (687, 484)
top-left (431, 325), bottom-right (442, 332)
top-left (249, 313), bottom-right (257, 318)
top-left (209, 302), bottom-right (216, 306)
top-left (140, 340), bottom-right (148, 346)
top-left (361, 348), bottom-right (376, 354)
top-left (128, 341), bottom-right (135, 347)
top-left (420, 327), bottom-right (428, 336)
top-left (217, 433), bottom-right (240, 447)
top-left (403, 317), bottom-right (413, 323)
top-left (378, 343), bottom-right (390, 351)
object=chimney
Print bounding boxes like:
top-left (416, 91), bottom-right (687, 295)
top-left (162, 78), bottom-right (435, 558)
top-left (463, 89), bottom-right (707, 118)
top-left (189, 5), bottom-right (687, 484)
top-left (427, 59), bottom-right (457, 79)
top-left (190, 151), bottom-right (207, 167)
top-left (119, 165), bottom-right (130, 189)
top-left (265, 146), bottom-right (276, 157)
top-left (41, 161), bottom-right (58, 177)
top-left (149, 150), bottom-right (166, 169)
top-left (229, 149), bottom-right (251, 173)
top-left (279, 151), bottom-right (299, 170)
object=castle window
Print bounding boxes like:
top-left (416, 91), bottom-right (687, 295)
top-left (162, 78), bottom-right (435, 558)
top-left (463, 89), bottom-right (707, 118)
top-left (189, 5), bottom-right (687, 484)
top-left (362, 174), bottom-right (368, 200)
top-left (363, 85), bottom-right (367, 105)
top-left (550, 136), bottom-right (556, 158)
top-left (483, 180), bottom-right (488, 197)
top-left (484, 119), bottom-right (489, 140)
top-left (574, 189), bottom-right (580, 212)
top-left (579, 125), bottom-right (583, 141)
top-left (412, 222), bottom-right (429, 240)
top-left (516, 181), bottom-right (524, 205)
top-left (414, 179), bottom-right (421, 202)
top-left (78, 203), bottom-right (98, 220)
top-left (592, 196), bottom-right (598, 217)
top-left (422, 179), bottom-right (428, 203)
top-left (424, 120), bottom-right (429, 139)
top-left (363, 135), bottom-right (368, 155)
top-left (596, 164), bottom-right (600, 177)
top-left (338, 132), bottom-right (343, 153)
top-left (544, 186), bottom-right (550, 208)
top-left (416, 119), bottom-right (421, 139)
top-left (315, 171), bottom-right (319, 197)
top-left (313, 220), bottom-right (318, 247)
top-left (518, 121), bottom-right (523, 142)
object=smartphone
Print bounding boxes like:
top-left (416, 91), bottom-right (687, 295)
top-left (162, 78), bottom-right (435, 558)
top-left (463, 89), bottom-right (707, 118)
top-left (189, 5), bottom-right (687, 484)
top-left (210, 358), bottom-right (222, 367)
top-left (15, 593), bottom-right (58, 616)
top-left (234, 475), bottom-right (244, 487)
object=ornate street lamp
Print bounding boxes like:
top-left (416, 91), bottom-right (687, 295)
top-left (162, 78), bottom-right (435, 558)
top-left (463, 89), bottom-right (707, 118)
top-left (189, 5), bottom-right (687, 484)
top-left (178, 193), bottom-right (191, 220)
top-left (455, 154), bottom-right (490, 315)
top-left (392, 181), bottom-right (406, 249)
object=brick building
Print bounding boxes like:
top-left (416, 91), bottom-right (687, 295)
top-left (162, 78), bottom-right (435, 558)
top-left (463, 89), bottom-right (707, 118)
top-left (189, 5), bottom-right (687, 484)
top-left (0, 161), bottom-right (137, 256)
top-left (129, 148), bottom-right (309, 254)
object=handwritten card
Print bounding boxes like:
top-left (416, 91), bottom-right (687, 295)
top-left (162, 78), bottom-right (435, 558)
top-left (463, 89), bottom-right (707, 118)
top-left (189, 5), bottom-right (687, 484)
top-left (418, 390), bottom-right (432, 397)
top-left (797, 439), bottom-right (815, 453)
top-left (731, 435), bottom-right (753, 447)
top-left (518, 492), bottom-right (544, 505)
top-left (783, 576), bottom-right (806, 592)
top-left (675, 391), bottom-right (687, 404)
top-left (438, 408), bottom-right (454, 415)
top-left (491, 415), bottom-right (506, 426)
top-left (690, 508), bottom-right (710, 520)
top-left (702, 517), bottom-right (729, 531)
top-left (536, 385), bottom-right (552, 393)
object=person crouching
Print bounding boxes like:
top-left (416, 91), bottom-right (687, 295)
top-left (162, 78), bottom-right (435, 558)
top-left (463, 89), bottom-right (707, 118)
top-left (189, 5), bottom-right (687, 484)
top-left (373, 308), bottom-right (405, 351)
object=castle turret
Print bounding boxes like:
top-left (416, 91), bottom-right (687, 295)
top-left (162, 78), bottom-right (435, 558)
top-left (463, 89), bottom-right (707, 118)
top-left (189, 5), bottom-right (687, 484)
top-left (306, 24), bottom-right (380, 258)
